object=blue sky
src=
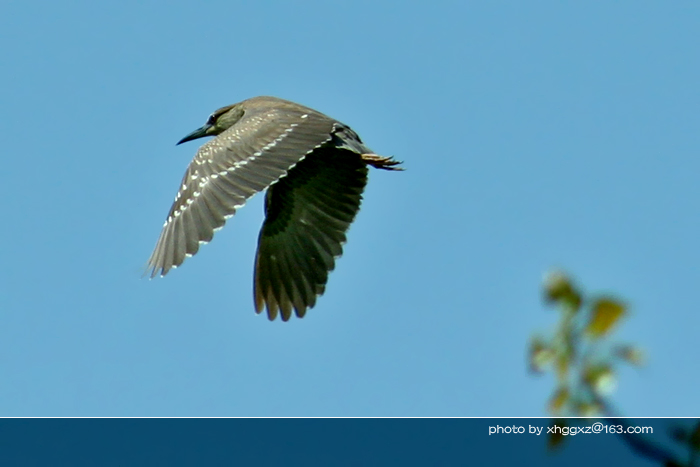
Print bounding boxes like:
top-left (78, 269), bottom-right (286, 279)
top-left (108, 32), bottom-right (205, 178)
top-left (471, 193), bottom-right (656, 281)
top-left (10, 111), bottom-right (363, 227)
top-left (1, 0), bottom-right (699, 424)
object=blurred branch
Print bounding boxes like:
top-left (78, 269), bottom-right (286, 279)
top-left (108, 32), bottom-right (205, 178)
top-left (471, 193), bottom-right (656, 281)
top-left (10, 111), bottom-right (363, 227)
top-left (529, 270), bottom-right (698, 466)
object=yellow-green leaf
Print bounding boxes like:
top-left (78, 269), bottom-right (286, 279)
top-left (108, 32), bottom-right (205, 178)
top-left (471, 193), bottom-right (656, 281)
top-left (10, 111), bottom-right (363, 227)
top-left (528, 338), bottom-right (554, 373)
top-left (554, 354), bottom-right (569, 383)
top-left (548, 387), bottom-right (569, 414)
top-left (577, 402), bottom-right (602, 417)
top-left (587, 298), bottom-right (626, 338)
top-left (543, 271), bottom-right (582, 312)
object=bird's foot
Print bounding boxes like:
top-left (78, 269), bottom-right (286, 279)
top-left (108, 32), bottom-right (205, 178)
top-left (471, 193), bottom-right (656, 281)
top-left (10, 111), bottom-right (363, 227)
top-left (361, 154), bottom-right (404, 171)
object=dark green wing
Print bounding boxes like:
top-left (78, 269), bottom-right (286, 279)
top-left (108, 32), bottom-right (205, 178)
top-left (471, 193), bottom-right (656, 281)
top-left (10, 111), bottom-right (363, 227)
top-left (254, 148), bottom-right (369, 321)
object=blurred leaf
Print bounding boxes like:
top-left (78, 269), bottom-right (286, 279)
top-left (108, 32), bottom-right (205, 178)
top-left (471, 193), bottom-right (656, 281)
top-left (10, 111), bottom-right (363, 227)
top-left (548, 387), bottom-right (569, 415)
top-left (689, 421), bottom-right (700, 450)
top-left (587, 298), bottom-right (626, 338)
top-left (614, 345), bottom-right (645, 366)
top-left (543, 271), bottom-right (582, 312)
top-left (584, 364), bottom-right (617, 396)
top-left (547, 420), bottom-right (567, 451)
top-left (577, 402), bottom-right (602, 417)
top-left (529, 337), bottom-right (554, 374)
top-left (554, 354), bottom-right (569, 383)
top-left (669, 425), bottom-right (689, 444)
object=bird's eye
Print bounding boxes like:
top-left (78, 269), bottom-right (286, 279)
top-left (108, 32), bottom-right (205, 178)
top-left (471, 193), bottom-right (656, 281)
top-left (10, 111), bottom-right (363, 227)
top-left (206, 114), bottom-right (216, 125)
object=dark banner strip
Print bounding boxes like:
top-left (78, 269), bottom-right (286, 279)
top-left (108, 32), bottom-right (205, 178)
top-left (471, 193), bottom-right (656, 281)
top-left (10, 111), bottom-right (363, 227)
top-left (0, 418), bottom-right (694, 466)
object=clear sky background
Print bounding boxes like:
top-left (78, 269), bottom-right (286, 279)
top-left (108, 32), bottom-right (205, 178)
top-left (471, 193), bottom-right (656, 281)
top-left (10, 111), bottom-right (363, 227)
top-left (1, 0), bottom-right (699, 430)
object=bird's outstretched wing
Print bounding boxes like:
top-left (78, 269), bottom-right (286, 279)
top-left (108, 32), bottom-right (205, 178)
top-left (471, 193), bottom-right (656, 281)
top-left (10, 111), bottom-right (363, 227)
top-left (254, 148), bottom-right (368, 321)
top-left (147, 104), bottom-right (338, 277)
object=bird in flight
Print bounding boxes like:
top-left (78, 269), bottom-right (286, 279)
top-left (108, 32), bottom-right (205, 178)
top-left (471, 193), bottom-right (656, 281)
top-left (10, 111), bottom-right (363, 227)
top-left (147, 96), bottom-right (402, 321)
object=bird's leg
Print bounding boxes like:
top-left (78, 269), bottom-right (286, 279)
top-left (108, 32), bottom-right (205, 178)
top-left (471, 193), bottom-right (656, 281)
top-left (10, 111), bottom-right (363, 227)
top-left (361, 154), bottom-right (404, 171)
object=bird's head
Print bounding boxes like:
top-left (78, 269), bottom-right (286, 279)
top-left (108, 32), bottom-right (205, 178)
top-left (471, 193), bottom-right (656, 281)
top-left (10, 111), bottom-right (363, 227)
top-left (177, 104), bottom-right (245, 145)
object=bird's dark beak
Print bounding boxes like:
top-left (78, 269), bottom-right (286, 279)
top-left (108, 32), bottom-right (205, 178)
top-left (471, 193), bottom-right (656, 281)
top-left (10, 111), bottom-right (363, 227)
top-left (177, 124), bottom-right (213, 145)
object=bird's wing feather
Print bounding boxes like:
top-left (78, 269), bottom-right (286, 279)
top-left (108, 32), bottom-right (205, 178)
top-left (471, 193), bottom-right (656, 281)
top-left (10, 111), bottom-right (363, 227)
top-left (253, 148), bottom-right (368, 321)
top-left (147, 106), bottom-right (337, 277)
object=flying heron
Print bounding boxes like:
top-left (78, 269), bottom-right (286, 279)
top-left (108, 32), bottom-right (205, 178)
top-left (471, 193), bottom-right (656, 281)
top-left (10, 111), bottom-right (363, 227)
top-left (147, 96), bottom-right (402, 321)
